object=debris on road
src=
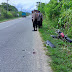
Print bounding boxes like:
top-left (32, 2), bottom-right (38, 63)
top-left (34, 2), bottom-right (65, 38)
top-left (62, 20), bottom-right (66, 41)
top-left (33, 52), bottom-right (36, 54)
top-left (22, 50), bottom-right (25, 51)
top-left (23, 56), bottom-right (25, 57)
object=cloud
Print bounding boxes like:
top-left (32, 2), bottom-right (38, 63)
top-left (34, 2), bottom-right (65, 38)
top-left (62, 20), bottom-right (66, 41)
top-left (30, 6), bottom-right (37, 11)
top-left (0, 0), bottom-right (50, 13)
top-left (15, 2), bottom-right (37, 13)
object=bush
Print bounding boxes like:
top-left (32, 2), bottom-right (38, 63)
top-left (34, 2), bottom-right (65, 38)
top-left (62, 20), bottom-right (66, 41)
top-left (44, 0), bottom-right (61, 19)
top-left (37, 0), bottom-right (72, 72)
top-left (11, 11), bottom-right (18, 17)
top-left (7, 11), bottom-right (13, 18)
top-left (58, 9), bottom-right (72, 35)
top-left (0, 15), bottom-right (4, 20)
top-left (0, 4), bottom-right (18, 20)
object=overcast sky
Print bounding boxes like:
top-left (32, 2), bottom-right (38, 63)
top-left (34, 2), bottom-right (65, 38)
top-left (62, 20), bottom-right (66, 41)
top-left (0, 0), bottom-right (50, 13)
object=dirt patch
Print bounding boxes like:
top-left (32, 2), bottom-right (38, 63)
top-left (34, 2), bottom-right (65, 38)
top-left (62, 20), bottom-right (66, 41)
top-left (32, 29), bottom-right (53, 72)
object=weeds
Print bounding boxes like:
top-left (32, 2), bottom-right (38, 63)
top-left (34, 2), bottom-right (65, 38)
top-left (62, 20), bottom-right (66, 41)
top-left (39, 19), bottom-right (72, 72)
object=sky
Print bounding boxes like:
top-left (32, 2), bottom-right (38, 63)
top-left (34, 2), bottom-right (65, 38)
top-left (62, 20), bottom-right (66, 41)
top-left (0, 0), bottom-right (50, 13)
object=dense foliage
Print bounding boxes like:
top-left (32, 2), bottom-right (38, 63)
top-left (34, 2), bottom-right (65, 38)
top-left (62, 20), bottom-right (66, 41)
top-left (0, 3), bottom-right (19, 20)
top-left (0, 3), bottom-right (18, 12)
top-left (37, 0), bottom-right (72, 72)
top-left (37, 0), bottom-right (72, 37)
top-left (0, 2), bottom-right (30, 21)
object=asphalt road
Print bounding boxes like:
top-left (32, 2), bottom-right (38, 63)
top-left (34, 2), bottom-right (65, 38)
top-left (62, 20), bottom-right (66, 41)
top-left (0, 16), bottom-right (52, 72)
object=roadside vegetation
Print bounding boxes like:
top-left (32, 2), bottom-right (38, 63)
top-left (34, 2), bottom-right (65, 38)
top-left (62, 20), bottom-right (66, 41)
top-left (37, 0), bottom-right (72, 72)
top-left (0, 3), bottom-right (30, 22)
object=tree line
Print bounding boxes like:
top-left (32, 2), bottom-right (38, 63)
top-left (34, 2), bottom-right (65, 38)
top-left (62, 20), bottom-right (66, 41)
top-left (0, 3), bottom-right (19, 20)
top-left (37, 0), bottom-right (72, 37)
top-left (0, 3), bottom-right (30, 20)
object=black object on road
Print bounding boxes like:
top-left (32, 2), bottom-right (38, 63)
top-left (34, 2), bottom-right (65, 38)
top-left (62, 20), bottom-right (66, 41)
top-left (46, 40), bottom-right (56, 48)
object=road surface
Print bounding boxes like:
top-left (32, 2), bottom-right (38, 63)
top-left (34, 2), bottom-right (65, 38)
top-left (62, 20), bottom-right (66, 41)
top-left (0, 16), bottom-right (52, 72)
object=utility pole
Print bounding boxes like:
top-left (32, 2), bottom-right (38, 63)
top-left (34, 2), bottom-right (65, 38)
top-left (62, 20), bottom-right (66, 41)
top-left (21, 7), bottom-right (22, 11)
top-left (7, 0), bottom-right (9, 13)
top-left (36, 2), bottom-right (40, 9)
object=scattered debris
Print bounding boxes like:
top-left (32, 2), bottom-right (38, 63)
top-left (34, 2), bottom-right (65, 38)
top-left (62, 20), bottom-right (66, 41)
top-left (33, 52), bottom-right (36, 54)
top-left (22, 50), bottom-right (25, 51)
top-left (23, 56), bottom-right (25, 57)
top-left (46, 40), bottom-right (56, 48)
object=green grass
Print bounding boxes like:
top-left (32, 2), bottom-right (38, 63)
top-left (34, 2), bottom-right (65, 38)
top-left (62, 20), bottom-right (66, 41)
top-left (0, 17), bottom-right (21, 23)
top-left (39, 19), bottom-right (72, 72)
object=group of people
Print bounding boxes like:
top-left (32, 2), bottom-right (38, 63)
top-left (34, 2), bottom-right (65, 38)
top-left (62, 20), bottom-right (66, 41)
top-left (32, 10), bottom-right (43, 31)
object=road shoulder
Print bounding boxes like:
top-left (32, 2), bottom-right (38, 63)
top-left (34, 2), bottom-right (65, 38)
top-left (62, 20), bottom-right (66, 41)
top-left (32, 30), bottom-right (53, 72)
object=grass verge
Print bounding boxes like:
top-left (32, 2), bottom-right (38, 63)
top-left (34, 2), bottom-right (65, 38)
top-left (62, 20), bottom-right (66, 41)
top-left (39, 18), bottom-right (72, 72)
top-left (0, 17), bottom-right (21, 23)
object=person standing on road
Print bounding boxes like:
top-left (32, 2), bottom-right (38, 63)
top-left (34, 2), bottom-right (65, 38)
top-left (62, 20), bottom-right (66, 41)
top-left (40, 12), bottom-right (43, 27)
top-left (32, 10), bottom-right (38, 31)
top-left (37, 11), bottom-right (43, 28)
top-left (32, 11), bottom-right (34, 27)
top-left (32, 11), bottom-right (33, 22)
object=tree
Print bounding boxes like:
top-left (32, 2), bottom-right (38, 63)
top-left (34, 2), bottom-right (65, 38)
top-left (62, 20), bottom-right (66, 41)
top-left (1, 3), bottom-right (18, 12)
